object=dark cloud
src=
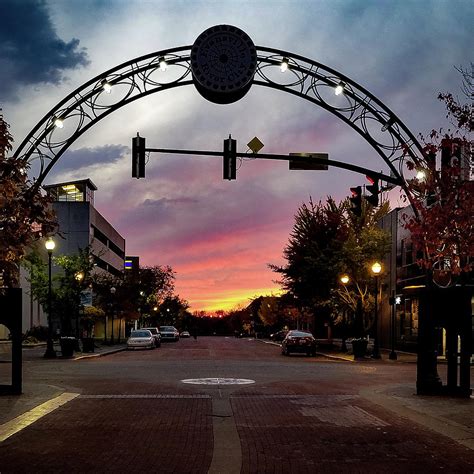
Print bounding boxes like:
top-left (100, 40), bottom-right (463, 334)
top-left (49, 144), bottom-right (128, 175)
top-left (0, 0), bottom-right (89, 102)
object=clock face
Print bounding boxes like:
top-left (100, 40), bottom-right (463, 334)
top-left (191, 25), bottom-right (257, 103)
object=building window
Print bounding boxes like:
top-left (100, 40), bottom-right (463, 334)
top-left (56, 183), bottom-right (85, 202)
top-left (401, 239), bottom-right (414, 266)
top-left (92, 225), bottom-right (108, 246)
top-left (91, 225), bottom-right (125, 259)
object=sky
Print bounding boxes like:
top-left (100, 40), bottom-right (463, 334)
top-left (1, 0), bottom-right (472, 312)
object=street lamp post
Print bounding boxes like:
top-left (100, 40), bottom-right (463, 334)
top-left (74, 271), bottom-right (84, 344)
top-left (44, 237), bottom-right (56, 358)
top-left (371, 262), bottom-right (382, 359)
top-left (339, 274), bottom-right (350, 352)
top-left (110, 286), bottom-right (116, 345)
top-left (389, 290), bottom-right (398, 360)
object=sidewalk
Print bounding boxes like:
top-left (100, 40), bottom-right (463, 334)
top-left (259, 337), bottom-right (474, 450)
top-left (19, 341), bottom-right (127, 361)
top-left (0, 342), bottom-right (126, 425)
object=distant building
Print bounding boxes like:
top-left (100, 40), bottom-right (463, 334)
top-left (124, 256), bottom-right (140, 274)
top-left (18, 178), bottom-right (126, 335)
top-left (43, 179), bottom-right (125, 276)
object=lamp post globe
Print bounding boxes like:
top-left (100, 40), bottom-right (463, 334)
top-left (371, 261), bottom-right (382, 359)
top-left (340, 274), bottom-right (350, 285)
top-left (371, 262), bottom-right (382, 275)
top-left (44, 237), bottom-right (56, 358)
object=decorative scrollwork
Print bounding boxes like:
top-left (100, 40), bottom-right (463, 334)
top-left (15, 43), bottom-right (425, 201)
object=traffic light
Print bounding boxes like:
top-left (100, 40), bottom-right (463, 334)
top-left (132, 133), bottom-right (146, 178)
top-left (223, 135), bottom-right (237, 180)
top-left (349, 186), bottom-right (362, 217)
top-left (365, 175), bottom-right (379, 207)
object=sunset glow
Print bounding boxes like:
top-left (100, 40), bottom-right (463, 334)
top-left (2, 1), bottom-right (470, 313)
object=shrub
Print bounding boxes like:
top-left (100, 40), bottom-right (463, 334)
top-left (24, 325), bottom-right (49, 341)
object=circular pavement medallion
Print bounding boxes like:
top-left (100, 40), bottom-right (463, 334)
top-left (181, 378), bottom-right (255, 385)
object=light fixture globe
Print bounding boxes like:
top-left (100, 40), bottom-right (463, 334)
top-left (45, 237), bottom-right (55, 251)
top-left (340, 274), bottom-right (350, 285)
top-left (371, 262), bottom-right (382, 275)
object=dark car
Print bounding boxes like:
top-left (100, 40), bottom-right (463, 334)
top-left (159, 326), bottom-right (179, 342)
top-left (141, 327), bottom-right (161, 347)
top-left (281, 330), bottom-right (317, 356)
top-left (270, 329), bottom-right (289, 342)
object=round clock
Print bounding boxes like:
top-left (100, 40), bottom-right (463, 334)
top-left (191, 25), bottom-right (257, 104)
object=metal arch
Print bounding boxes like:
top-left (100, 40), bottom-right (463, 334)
top-left (254, 47), bottom-right (425, 184)
top-left (15, 44), bottom-right (425, 195)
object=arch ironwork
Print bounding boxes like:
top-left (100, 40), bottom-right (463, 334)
top-left (14, 44), bottom-right (426, 198)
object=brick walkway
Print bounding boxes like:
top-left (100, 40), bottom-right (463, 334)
top-left (0, 396), bottom-right (213, 474)
top-left (232, 394), bottom-right (474, 474)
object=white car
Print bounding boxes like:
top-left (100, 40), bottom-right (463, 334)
top-left (126, 330), bottom-right (155, 350)
top-left (160, 326), bottom-right (180, 342)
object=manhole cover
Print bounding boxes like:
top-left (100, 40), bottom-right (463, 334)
top-left (181, 378), bottom-right (255, 385)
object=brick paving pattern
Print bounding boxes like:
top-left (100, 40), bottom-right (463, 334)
top-left (0, 397), bottom-right (213, 474)
top-left (232, 394), bottom-right (474, 474)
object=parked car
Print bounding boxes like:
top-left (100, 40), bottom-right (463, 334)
top-left (281, 330), bottom-right (317, 356)
top-left (141, 327), bottom-right (161, 347)
top-left (126, 330), bottom-right (155, 350)
top-left (270, 329), bottom-right (289, 342)
top-left (180, 331), bottom-right (190, 338)
top-left (160, 326), bottom-right (180, 342)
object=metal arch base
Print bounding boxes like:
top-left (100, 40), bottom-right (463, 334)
top-left (14, 44), bottom-right (426, 198)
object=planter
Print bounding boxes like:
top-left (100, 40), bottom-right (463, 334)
top-left (82, 337), bottom-right (95, 353)
top-left (351, 338), bottom-right (368, 359)
top-left (60, 337), bottom-right (76, 358)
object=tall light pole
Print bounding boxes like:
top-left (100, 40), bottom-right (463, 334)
top-left (371, 262), bottom-right (382, 359)
top-left (74, 271), bottom-right (84, 350)
top-left (44, 237), bottom-right (56, 358)
top-left (339, 274), bottom-right (350, 352)
top-left (389, 291), bottom-right (398, 360)
top-left (110, 286), bottom-right (116, 345)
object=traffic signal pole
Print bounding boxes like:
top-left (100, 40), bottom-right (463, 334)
top-left (139, 144), bottom-right (401, 186)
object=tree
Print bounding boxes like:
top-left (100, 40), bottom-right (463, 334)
top-left (257, 296), bottom-right (279, 327)
top-left (91, 264), bottom-right (176, 326)
top-left (271, 196), bottom-right (391, 337)
top-left (0, 111), bottom-right (56, 287)
top-left (402, 64), bottom-right (473, 286)
top-left (24, 246), bottom-right (94, 336)
top-left (270, 198), bottom-right (348, 310)
top-left (82, 306), bottom-right (105, 338)
top-left (159, 295), bottom-right (189, 328)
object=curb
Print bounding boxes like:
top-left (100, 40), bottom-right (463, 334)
top-left (316, 351), bottom-right (354, 362)
top-left (73, 347), bottom-right (126, 360)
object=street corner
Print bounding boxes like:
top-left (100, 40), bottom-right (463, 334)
top-left (0, 382), bottom-right (70, 427)
top-left (359, 383), bottom-right (474, 451)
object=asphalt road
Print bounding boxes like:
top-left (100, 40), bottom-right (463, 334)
top-left (1, 336), bottom-right (473, 473)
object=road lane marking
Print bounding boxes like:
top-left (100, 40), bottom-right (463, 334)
top-left (181, 378), bottom-right (255, 385)
top-left (80, 394), bottom-right (211, 399)
top-left (0, 392), bottom-right (80, 443)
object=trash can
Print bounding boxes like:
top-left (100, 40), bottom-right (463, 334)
top-left (60, 337), bottom-right (76, 358)
top-left (82, 337), bottom-right (95, 353)
top-left (351, 338), bottom-right (368, 359)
